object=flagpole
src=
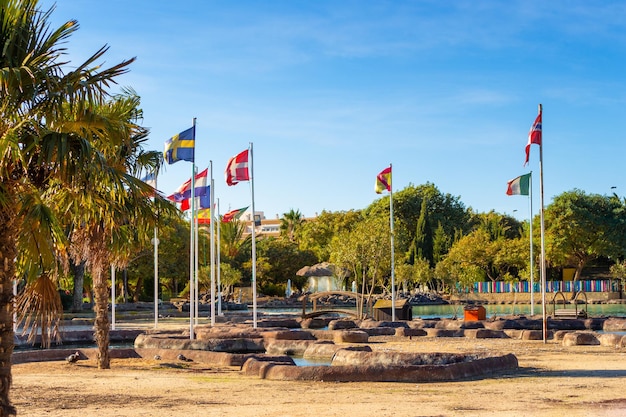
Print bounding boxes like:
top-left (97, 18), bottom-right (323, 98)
top-left (195, 194), bottom-right (199, 326)
top-left (153, 173), bottom-right (159, 329)
top-left (389, 163), bottom-right (396, 322)
top-left (537, 104), bottom-right (547, 343)
top-left (111, 265), bottom-right (116, 330)
top-left (529, 171), bottom-right (534, 316)
top-left (250, 142), bottom-right (258, 329)
top-left (210, 162), bottom-right (216, 326)
top-left (217, 198), bottom-right (223, 316)
top-left (189, 118), bottom-right (196, 340)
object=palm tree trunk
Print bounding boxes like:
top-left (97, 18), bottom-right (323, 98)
top-left (0, 205), bottom-right (18, 416)
top-left (92, 269), bottom-right (110, 369)
top-left (70, 259), bottom-right (86, 312)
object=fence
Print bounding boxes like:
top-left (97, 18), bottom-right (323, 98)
top-left (473, 279), bottom-right (619, 294)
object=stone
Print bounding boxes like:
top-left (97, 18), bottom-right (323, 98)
top-left (425, 328), bottom-right (464, 338)
top-left (361, 327), bottom-right (396, 336)
top-left (328, 320), bottom-right (357, 330)
top-left (303, 343), bottom-right (371, 360)
top-left (395, 327), bottom-right (427, 337)
top-left (463, 329), bottom-right (508, 339)
top-left (598, 333), bottom-right (622, 348)
top-left (264, 340), bottom-right (316, 356)
top-left (333, 330), bottom-right (369, 344)
top-left (300, 318), bottom-right (330, 329)
top-left (562, 331), bottom-right (600, 346)
top-left (603, 318), bottom-right (626, 332)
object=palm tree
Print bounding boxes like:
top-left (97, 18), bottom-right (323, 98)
top-left (280, 209), bottom-right (304, 243)
top-left (0, 1), bottom-right (134, 412)
top-left (62, 91), bottom-right (171, 369)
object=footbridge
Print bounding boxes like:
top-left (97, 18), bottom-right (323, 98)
top-left (300, 291), bottom-right (365, 319)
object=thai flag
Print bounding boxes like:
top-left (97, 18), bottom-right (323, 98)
top-left (167, 168), bottom-right (208, 203)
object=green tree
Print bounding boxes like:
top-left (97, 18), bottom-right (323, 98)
top-left (329, 215), bottom-right (390, 317)
top-left (280, 208), bottom-right (304, 243)
top-left (298, 210), bottom-right (362, 261)
top-left (366, 183), bottom-right (469, 266)
top-left (544, 190), bottom-right (626, 281)
top-left (65, 92), bottom-right (170, 369)
top-left (255, 237), bottom-right (317, 293)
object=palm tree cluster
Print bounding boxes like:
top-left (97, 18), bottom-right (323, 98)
top-left (0, 1), bottom-right (172, 414)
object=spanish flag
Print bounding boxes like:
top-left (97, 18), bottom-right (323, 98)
top-left (375, 166), bottom-right (392, 194)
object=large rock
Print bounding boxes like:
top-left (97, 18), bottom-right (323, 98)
top-left (562, 331), bottom-right (600, 346)
top-left (603, 318), bottom-right (626, 332)
top-left (303, 343), bottom-right (371, 360)
top-left (264, 340), bottom-right (316, 356)
top-left (361, 327), bottom-right (397, 336)
top-left (598, 333), bottom-right (623, 348)
top-left (359, 320), bottom-right (409, 329)
top-left (261, 330), bottom-right (316, 341)
top-left (249, 353), bottom-right (519, 382)
top-left (300, 318), bottom-right (331, 329)
top-left (463, 329), bottom-right (508, 339)
top-left (134, 333), bottom-right (265, 353)
top-left (395, 327), bottom-right (427, 337)
top-left (328, 319), bottom-right (357, 330)
top-left (425, 328), bottom-right (465, 338)
top-left (333, 330), bottom-right (369, 344)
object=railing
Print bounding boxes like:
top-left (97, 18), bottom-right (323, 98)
top-left (550, 291), bottom-right (588, 319)
top-left (300, 291), bottom-right (364, 319)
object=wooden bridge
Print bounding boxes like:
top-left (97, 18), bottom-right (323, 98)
top-left (300, 291), bottom-right (364, 319)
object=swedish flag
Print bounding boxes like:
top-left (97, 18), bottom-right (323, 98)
top-left (164, 126), bottom-right (195, 164)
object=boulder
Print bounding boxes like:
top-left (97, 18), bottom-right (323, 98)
top-left (264, 340), bottom-right (316, 356)
top-left (261, 330), bottom-right (316, 341)
top-left (395, 327), bottom-right (427, 337)
top-left (463, 329), bottom-right (508, 339)
top-left (300, 318), bottom-right (331, 329)
top-left (598, 333), bottom-right (623, 348)
top-left (361, 327), bottom-right (397, 336)
top-left (425, 328), bottom-right (465, 338)
top-left (603, 318), bottom-right (626, 332)
top-left (303, 343), bottom-right (371, 360)
top-left (333, 330), bottom-right (369, 344)
top-left (328, 319), bottom-right (358, 330)
top-left (562, 331), bottom-right (600, 346)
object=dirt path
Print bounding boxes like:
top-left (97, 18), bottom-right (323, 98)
top-left (12, 336), bottom-right (626, 417)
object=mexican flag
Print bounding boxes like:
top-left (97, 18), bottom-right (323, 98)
top-left (506, 173), bottom-right (531, 196)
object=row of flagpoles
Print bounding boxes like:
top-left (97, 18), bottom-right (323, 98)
top-left (129, 106), bottom-right (545, 340)
top-left (139, 118), bottom-right (258, 338)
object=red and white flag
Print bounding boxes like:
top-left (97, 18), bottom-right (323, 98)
top-left (524, 109), bottom-right (542, 166)
top-left (225, 149), bottom-right (249, 186)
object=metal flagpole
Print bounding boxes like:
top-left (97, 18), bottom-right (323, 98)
top-left (250, 143), bottom-right (258, 328)
top-left (537, 104), bottom-right (547, 343)
top-left (389, 163), bottom-right (395, 322)
top-left (529, 171), bottom-right (534, 316)
top-left (154, 173), bottom-right (159, 329)
top-left (195, 195), bottom-right (199, 326)
top-left (210, 162), bottom-right (216, 326)
top-left (111, 265), bottom-right (116, 330)
top-left (217, 198), bottom-right (223, 316)
top-left (189, 118), bottom-right (196, 340)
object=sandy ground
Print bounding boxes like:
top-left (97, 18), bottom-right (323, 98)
top-left (11, 336), bottom-right (626, 417)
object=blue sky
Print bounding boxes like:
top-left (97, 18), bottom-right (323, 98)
top-left (46, 1), bottom-right (626, 220)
